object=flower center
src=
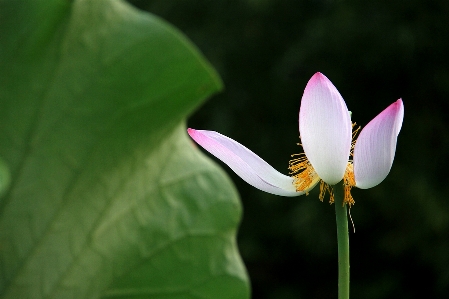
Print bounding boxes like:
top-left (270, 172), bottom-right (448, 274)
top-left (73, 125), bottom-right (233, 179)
top-left (289, 153), bottom-right (336, 203)
top-left (289, 123), bottom-right (360, 206)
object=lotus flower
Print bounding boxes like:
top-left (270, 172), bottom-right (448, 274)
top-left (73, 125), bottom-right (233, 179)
top-left (188, 72), bottom-right (404, 205)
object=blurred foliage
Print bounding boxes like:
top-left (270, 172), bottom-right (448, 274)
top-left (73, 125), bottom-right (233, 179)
top-left (129, 0), bottom-right (449, 298)
top-left (0, 1), bottom-right (249, 298)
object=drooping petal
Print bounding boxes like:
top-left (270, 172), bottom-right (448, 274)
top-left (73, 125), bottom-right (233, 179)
top-left (299, 72), bottom-right (352, 185)
top-left (188, 129), bottom-right (305, 196)
top-left (353, 99), bottom-right (404, 189)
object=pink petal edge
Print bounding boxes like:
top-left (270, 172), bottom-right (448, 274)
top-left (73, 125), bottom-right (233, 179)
top-left (353, 99), bottom-right (404, 189)
top-left (187, 128), bottom-right (306, 196)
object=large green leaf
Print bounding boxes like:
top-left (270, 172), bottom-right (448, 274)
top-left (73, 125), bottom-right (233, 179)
top-left (0, 0), bottom-right (249, 298)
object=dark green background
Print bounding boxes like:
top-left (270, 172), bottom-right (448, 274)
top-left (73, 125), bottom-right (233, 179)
top-left (131, 1), bottom-right (449, 298)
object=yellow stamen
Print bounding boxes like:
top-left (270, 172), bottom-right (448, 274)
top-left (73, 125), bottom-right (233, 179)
top-left (343, 122), bottom-right (360, 207)
top-left (319, 180), bottom-right (335, 204)
top-left (343, 163), bottom-right (356, 207)
top-left (288, 153), bottom-right (319, 194)
top-left (350, 123), bottom-right (361, 156)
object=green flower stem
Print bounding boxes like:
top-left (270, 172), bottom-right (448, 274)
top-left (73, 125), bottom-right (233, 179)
top-left (334, 183), bottom-right (350, 299)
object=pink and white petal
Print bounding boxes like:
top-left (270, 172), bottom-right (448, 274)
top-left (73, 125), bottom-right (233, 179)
top-left (299, 72), bottom-right (352, 185)
top-left (188, 129), bottom-right (305, 196)
top-left (353, 99), bottom-right (404, 189)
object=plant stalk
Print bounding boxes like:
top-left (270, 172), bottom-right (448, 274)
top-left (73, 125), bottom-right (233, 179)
top-left (334, 184), bottom-right (350, 299)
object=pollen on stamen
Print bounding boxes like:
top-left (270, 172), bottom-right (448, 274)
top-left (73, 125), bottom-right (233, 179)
top-left (288, 153), bottom-right (318, 194)
top-left (319, 180), bottom-right (335, 204)
top-left (343, 163), bottom-right (356, 207)
top-left (341, 123), bottom-right (360, 207)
